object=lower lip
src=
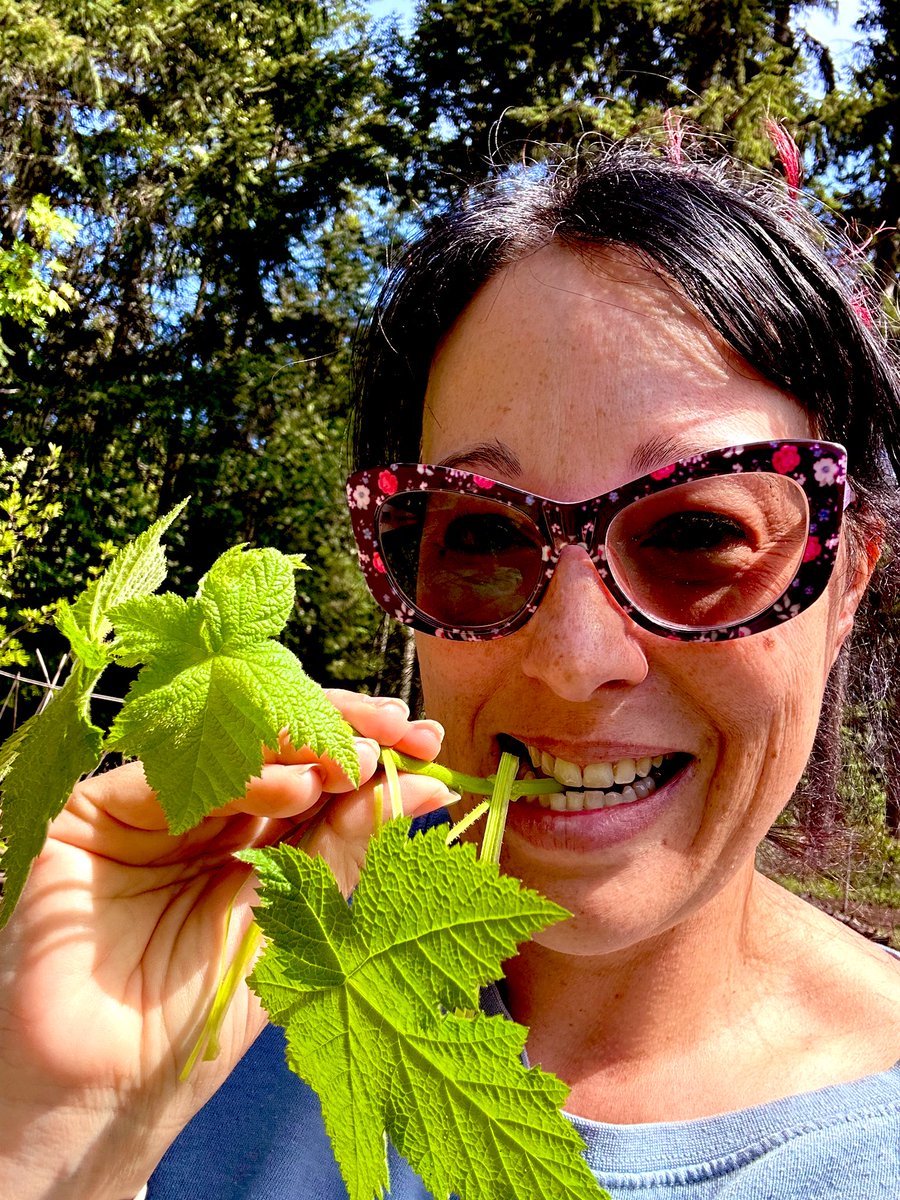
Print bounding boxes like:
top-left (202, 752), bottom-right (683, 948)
top-left (502, 759), bottom-right (694, 855)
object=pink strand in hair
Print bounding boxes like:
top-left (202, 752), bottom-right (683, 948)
top-left (766, 119), bottom-right (802, 202)
top-left (664, 109), bottom-right (684, 165)
top-left (851, 295), bottom-right (874, 326)
top-left (841, 224), bottom-right (889, 329)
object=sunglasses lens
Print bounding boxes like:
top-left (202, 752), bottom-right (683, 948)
top-left (377, 491), bottom-right (546, 628)
top-left (606, 473), bottom-right (810, 630)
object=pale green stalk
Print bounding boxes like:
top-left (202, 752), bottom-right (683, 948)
top-left (380, 747), bottom-right (405, 818)
top-left (181, 907), bottom-right (264, 1079)
top-left (387, 747), bottom-right (559, 799)
top-left (480, 751), bottom-right (518, 865)
top-left (445, 799), bottom-right (490, 844)
top-left (372, 782), bottom-right (384, 837)
top-left (184, 748), bottom-right (530, 1079)
top-left (386, 749), bottom-right (494, 796)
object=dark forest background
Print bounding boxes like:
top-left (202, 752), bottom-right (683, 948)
top-left (1, 0), bottom-right (898, 908)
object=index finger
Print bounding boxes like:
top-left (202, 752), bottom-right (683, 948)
top-left (324, 690), bottom-right (444, 761)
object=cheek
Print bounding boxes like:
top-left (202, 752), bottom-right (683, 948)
top-left (416, 637), bottom-right (502, 757)
top-left (692, 622), bottom-right (834, 817)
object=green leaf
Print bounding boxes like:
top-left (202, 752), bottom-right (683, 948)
top-left (242, 822), bottom-right (608, 1200)
top-left (0, 664), bottom-right (104, 929)
top-left (67, 499), bottom-right (188, 647)
top-left (197, 545), bottom-right (299, 650)
top-left (0, 722), bottom-right (30, 786)
top-left (105, 546), bottom-right (358, 833)
top-left (55, 599), bottom-right (111, 671)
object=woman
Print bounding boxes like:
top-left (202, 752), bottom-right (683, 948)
top-left (2, 142), bottom-right (900, 1199)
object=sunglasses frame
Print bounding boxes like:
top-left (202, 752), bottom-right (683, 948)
top-left (346, 439), bottom-right (850, 643)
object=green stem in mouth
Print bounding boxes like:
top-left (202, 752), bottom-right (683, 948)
top-left (386, 749), bottom-right (494, 795)
top-left (480, 751), bottom-right (519, 866)
top-left (386, 749), bottom-right (559, 799)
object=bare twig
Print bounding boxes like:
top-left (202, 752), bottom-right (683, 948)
top-left (0, 668), bottom-right (124, 705)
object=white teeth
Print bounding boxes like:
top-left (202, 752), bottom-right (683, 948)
top-left (613, 758), bottom-right (637, 785)
top-left (520, 745), bottom-right (672, 810)
top-left (601, 784), bottom-right (634, 806)
top-left (554, 758), bottom-right (582, 788)
top-left (583, 761), bottom-right (615, 788)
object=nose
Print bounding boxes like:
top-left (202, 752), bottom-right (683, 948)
top-left (519, 544), bottom-right (649, 702)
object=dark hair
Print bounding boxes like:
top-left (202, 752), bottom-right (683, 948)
top-left (350, 140), bottom-right (900, 846)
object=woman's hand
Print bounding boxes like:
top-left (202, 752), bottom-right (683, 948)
top-left (0, 691), bottom-right (451, 1200)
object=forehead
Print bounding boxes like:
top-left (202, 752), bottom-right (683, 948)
top-left (422, 243), bottom-right (810, 497)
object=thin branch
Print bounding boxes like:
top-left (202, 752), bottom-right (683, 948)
top-left (0, 668), bottom-right (124, 705)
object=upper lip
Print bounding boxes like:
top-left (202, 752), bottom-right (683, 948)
top-left (499, 734), bottom-right (687, 761)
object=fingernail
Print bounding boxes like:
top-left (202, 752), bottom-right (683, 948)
top-left (415, 718), bottom-right (444, 738)
top-left (373, 697), bottom-right (409, 715)
top-left (444, 790), bottom-right (462, 805)
top-left (358, 737), bottom-right (382, 756)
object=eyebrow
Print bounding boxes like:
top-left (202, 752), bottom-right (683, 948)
top-left (436, 434), bottom-right (721, 479)
top-left (436, 440), bottom-right (523, 476)
top-left (628, 434), bottom-right (715, 475)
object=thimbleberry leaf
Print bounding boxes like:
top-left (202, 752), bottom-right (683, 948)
top-left (0, 664), bottom-right (104, 928)
top-left (105, 545), bottom-right (358, 833)
top-left (241, 821), bottom-right (609, 1200)
top-left (0, 502), bottom-right (188, 926)
top-left (66, 499), bottom-right (189, 645)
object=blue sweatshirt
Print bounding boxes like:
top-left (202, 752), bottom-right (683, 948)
top-left (147, 981), bottom-right (900, 1199)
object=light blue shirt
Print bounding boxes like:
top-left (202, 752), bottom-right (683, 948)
top-left (148, 979), bottom-right (900, 1199)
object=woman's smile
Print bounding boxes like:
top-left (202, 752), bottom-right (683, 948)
top-left (503, 746), bottom-right (698, 854)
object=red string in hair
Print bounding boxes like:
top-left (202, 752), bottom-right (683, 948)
top-left (840, 224), bottom-right (891, 329)
top-left (765, 119), bottom-right (803, 201)
top-left (663, 109), bottom-right (684, 166)
top-left (850, 295), bottom-right (874, 327)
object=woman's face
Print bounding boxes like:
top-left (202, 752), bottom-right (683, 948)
top-left (417, 244), bottom-right (861, 954)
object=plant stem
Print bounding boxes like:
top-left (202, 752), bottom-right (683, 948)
top-left (380, 747), bottom-right (404, 818)
top-left (480, 751), bottom-right (518, 865)
top-left (183, 747), bottom-right (531, 1078)
top-left (387, 748), bottom-right (559, 799)
top-left (181, 911), bottom-right (264, 1079)
top-left (445, 798), bottom-right (490, 844)
top-left (372, 783), bottom-right (384, 837)
top-left (387, 749), bottom-right (494, 795)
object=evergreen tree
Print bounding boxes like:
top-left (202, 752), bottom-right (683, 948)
top-left (0, 0), bottom-right (399, 684)
top-left (824, 0), bottom-right (899, 302)
top-left (399, 0), bottom-right (839, 191)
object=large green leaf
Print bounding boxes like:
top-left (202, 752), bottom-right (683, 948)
top-left (106, 545), bottom-right (358, 833)
top-left (242, 821), bottom-right (609, 1200)
top-left (0, 665), bottom-right (104, 928)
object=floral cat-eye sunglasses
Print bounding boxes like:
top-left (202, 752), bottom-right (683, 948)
top-left (346, 439), bottom-right (851, 643)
